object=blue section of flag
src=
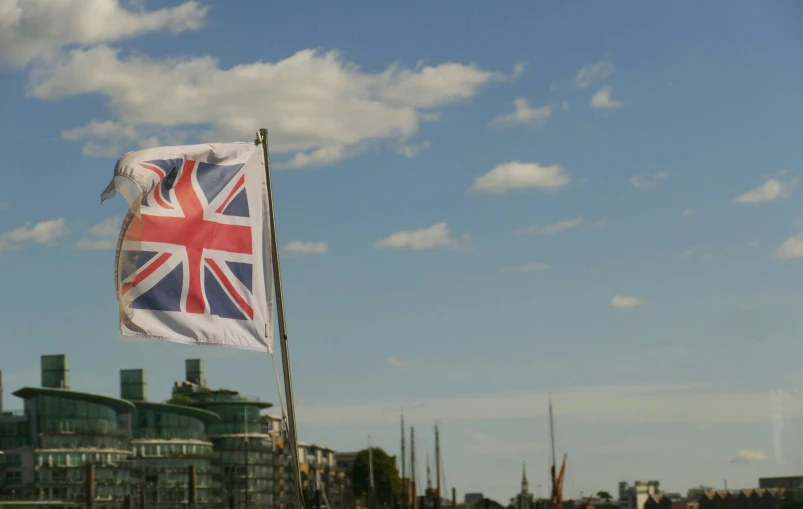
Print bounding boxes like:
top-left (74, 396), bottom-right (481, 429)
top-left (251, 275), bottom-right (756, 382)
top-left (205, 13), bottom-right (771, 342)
top-left (204, 267), bottom-right (247, 320)
top-left (195, 162), bottom-right (245, 204)
top-left (226, 261), bottom-right (253, 293)
top-left (222, 191), bottom-right (249, 217)
top-left (131, 263), bottom-right (183, 312)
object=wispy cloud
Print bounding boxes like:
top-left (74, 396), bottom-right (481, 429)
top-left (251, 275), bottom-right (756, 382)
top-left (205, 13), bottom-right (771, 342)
top-left (517, 217), bottom-right (584, 235)
top-left (395, 142), bottom-right (432, 159)
top-left (630, 171), bottom-right (669, 189)
top-left (374, 222), bottom-right (469, 252)
top-left (776, 233), bottom-right (803, 260)
top-left (610, 295), bottom-right (648, 308)
top-left (386, 357), bottom-right (410, 367)
top-left (285, 241), bottom-right (328, 255)
top-left (590, 86), bottom-right (622, 109)
top-left (75, 217), bottom-right (120, 250)
top-left (471, 162), bottom-right (571, 194)
top-left (489, 99), bottom-right (551, 128)
top-left (573, 60), bottom-right (614, 89)
top-left (0, 202), bottom-right (10, 212)
top-left (0, 218), bottom-right (68, 254)
top-left (502, 262), bottom-right (550, 272)
top-left (733, 177), bottom-right (797, 204)
top-left (729, 449), bottom-right (772, 464)
top-left (683, 208), bottom-right (696, 216)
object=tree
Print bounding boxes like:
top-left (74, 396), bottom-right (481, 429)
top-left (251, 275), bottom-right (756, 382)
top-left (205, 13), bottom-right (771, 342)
top-left (350, 447), bottom-right (401, 508)
top-left (597, 492), bottom-right (613, 501)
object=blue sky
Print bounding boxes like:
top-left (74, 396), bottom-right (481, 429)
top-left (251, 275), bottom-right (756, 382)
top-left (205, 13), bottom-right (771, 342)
top-left (2, 0), bottom-right (803, 503)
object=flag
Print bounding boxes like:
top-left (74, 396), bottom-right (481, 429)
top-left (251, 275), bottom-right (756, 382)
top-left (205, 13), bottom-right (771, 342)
top-left (101, 142), bottom-right (273, 352)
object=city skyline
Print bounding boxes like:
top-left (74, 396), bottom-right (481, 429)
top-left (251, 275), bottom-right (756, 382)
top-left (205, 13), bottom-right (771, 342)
top-left (2, 0), bottom-right (803, 504)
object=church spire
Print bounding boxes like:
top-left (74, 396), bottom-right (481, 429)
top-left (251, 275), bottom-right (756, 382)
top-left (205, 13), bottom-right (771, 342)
top-left (521, 460), bottom-right (529, 493)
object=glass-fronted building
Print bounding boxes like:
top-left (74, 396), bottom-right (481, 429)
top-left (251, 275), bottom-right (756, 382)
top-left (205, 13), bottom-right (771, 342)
top-left (171, 385), bottom-right (276, 509)
top-left (0, 355), bottom-right (349, 509)
top-left (11, 386), bottom-right (135, 507)
top-left (130, 400), bottom-right (220, 509)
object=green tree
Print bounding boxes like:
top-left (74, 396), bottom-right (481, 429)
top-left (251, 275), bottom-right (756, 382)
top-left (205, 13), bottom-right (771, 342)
top-left (350, 447), bottom-right (401, 508)
top-left (597, 492), bottom-right (613, 500)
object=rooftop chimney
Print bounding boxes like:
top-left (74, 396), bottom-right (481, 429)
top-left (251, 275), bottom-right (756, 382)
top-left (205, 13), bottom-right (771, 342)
top-left (41, 354), bottom-right (70, 390)
top-left (185, 359), bottom-right (206, 387)
top-left (120, 369), bottom-right (147, 401)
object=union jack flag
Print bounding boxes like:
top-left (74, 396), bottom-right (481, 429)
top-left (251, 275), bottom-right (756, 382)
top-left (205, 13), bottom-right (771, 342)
top-left (105, 143), bottom-right (273, 352)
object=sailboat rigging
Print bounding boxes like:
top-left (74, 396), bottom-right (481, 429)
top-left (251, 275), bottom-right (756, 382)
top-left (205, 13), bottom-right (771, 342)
top-left (549, 394), bottom-right (567, 509)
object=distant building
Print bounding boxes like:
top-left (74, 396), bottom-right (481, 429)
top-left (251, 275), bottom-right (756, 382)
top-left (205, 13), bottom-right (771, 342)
top-left (335, 451), bottom-right (358, 476)
top-left (698, 488), bottom-right (786, 509)
top-left (644, 494), bottom-right (698, 509)
top-left (619, 481), bottom-right (662, 509)
top-left (296, 442), bottom-right (346, 509)
top-left (759, 476), bottom-right (803, 489)
top-left (580, 498), bottom-right (620, 509)
top-left (465, 493), bottom-right (485, 505)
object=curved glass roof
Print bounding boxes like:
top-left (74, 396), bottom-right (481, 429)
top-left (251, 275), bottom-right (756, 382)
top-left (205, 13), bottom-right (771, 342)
top-left (133, 400), bottom-right (222, 423)
top-left (13, 387), bottom-right (136, 413)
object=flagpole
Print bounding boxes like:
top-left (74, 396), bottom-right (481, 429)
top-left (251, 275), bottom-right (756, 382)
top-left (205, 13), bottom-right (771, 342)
top-left (257, 128), bottom-right (306, 509)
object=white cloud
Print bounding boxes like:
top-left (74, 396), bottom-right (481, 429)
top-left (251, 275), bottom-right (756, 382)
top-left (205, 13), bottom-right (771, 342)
top-left (471, 162), bottom-right (571, 194)
top-left (610, 295), bottom-right (648, 308)
top-left (33, 46), bottom-right (505, 166)
top-left (733, 178), bottom-right (797, 204)
top-left (386, 357), bottom-right (410, 367)
top-left (630, 171), bottom-right (669, 189)
top-left (373, 222), bottom-right (465, 251)
top-left (502, 262), bottom-right (550, 272)
top-left (285, 241), bottom-right (328, 255)
top-left (683, 208), bottom-right (696, 216)
top-left (295, 382), bottom-right (791, 426)
top-left (0, 0), bottom-right (208, 68)
top-left (590, 86), bottom-right (622, 109)
top-left (276, 146), bottom-right (354, 170)
top-left (62, 120), bottom-right (139, 158)
top-left (75, 217), bottom-right (121, 250)
top-left (574, 60), bottom-right (614, 89)
top-left (679, 248), bottom-right (697, 259)
top-left (776, 233), bottom-right (803, 260)
top-left (395, 141), bottom-right (432, 159)
top-left (75, 238), bottom-right (116, 250)
top-left (511, 61), bottom-right (527, 79)
top-left (0, 218), bottom-right (68, 253)
top-left (0, 202), bottom-right (10, 211)
top-left (517, 217), bottom-right (585, 235)
top-left (729, 449), bottom-right (772, 464)
top-left (490, 99), bottom-right (551, 128)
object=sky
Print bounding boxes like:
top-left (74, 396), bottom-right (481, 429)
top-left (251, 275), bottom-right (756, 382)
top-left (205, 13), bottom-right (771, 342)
top-left (2, 0), bottom-right (803, 503)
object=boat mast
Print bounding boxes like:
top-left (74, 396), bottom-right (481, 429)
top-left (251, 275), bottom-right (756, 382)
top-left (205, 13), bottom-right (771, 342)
top-left (549, 394), bottom-right (556, 509)
top-left (402, 413), bottom-right (407, 509)
top-left (411, 426), bottom-right (417, 509)
top-left (435, 423), bottom-right (441, 509)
